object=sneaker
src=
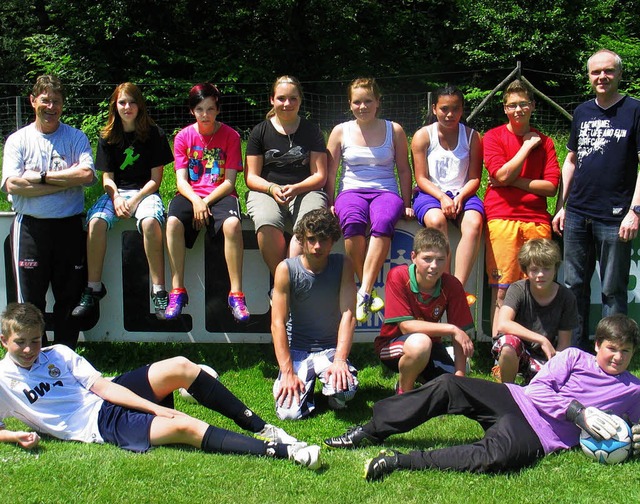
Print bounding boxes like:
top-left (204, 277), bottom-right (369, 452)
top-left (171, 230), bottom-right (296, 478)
top-left (288, 443), bottom-right (322, 471)
top-left (72, 284), bottom-right (107, 318)
top-left (370, 289), bottom-right (385, 313)
top-left (364, 449), bottom-right (402, 481)
top-left (327, 396), bottom-right (347, 410)
top-left (165, 288), bottom-right (188, 319)
top-left (323, 425), bottom-right (381, 449)
top-left (151, 290), bottom-right (168, 320)
top-left (491, 364), bottom-right (502, 383)
top-left (465, 292), bottom-right (477, 306)
top-left (255, 423), bottom-right (300, 445)
top-left (228, 291), bottom-right (250, 323)
top-left (394, 382), bottom-right (404, 395)
top-left (356, 292), bottom-right (372, 322)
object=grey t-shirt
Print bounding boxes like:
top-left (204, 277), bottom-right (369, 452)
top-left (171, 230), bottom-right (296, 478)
top-left (503, 279), bottom-right (578, 349)
top-left (1, 122), bottom-right (94, 218)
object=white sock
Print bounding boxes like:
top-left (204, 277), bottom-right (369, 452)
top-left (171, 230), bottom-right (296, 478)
top-left (88, 282), bottom-right (102, 292)
top-left (152, 284), bottom-right (165, 294)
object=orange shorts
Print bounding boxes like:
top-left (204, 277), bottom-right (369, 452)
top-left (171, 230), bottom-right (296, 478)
top-left (485, 219), bottom-right (551, 288)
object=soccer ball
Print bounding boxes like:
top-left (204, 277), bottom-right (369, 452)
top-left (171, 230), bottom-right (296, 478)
top-left (579, 414), bottom-right (632, 464)
top-left (178, 364), bottom-right (219, 403)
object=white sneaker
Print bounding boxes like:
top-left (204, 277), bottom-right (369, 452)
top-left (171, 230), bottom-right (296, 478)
top-left (288, 443), bottom-right (321, 470)
top-left (356, 292), bottom-right (371, 322)
top-left (255, 423), bottom-right (300, 445)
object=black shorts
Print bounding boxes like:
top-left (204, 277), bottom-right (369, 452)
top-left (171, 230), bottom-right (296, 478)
top-left (96, 365), bottom-right (174, 453)
top-left (167, 193), bottom-right (241, 248)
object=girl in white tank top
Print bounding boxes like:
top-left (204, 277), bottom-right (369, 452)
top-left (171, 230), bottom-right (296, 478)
top-left (326, 78), bottom-right (414, 323)
top-left (411, 86), bottom-right (484, 297)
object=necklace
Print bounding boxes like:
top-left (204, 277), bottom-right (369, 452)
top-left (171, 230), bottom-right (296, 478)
top-left (274, 117), bottom-right (300, 148)
top-left (196, 121), bottom-right (219, 151)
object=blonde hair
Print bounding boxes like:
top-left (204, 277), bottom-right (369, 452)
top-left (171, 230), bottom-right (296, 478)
top-left (1, 303), bottom-right (45, 337)
top-left (348, 77), bottom-right (381, 102)
top-left (266, 75), bottom-right (303, 119)
top-left (517, 239), bottom-right (562, 273)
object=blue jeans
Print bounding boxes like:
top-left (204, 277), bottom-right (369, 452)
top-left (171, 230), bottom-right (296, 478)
top-left (562, 210), bottom-right (631, 348)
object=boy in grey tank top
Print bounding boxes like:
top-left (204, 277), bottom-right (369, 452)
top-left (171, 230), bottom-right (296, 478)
top-left (270, 209), bottom-right (359, 420)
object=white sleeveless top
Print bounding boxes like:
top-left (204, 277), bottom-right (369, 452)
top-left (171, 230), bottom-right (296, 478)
top-left (338, 120), bottom-right (399, 193)
top-left (427, 122), bottom-right (474, 193)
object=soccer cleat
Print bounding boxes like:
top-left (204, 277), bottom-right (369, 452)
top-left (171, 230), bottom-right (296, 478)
top-left (370, 289), bottom-right (385, 313)
top-left (356, 292), bottom-right (372, 322)
top-left (255, 423), bottom-right (301, 445)
top-left (323, 425), bottom-right (381, 449)
top-left (364, 449), bottom-right (402, 481)
top-left (491, 364), bottom-right (502, 383)
top-left (465, 292), bottom-right (477, 306)
top-left (228, 291), bottom-right (250, 323)
top-left (327, 396), bottom-right (347, 410)
top-left (164, 288), bottom-right (188, 319)
top-left (151, 290), bottom-right (168, 320)
top-left (288, 443), bottom-right (322, 470)
top-left (71, 284), bottom-right (107, 318)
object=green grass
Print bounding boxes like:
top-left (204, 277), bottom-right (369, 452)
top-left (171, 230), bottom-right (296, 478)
top-left (1, 342), bottom-right (640, 504)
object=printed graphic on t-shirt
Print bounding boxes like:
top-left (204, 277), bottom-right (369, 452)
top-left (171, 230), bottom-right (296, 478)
top-left (577, 119), bottom-right (628, 163)
top-left (187, 146), bottom-right (226, 184)
top-left (120, 146), bottom-right (140, 170)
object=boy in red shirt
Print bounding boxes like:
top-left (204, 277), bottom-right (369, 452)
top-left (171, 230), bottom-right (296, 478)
top-left (483, 80), bottom-right (560, 336)
top-left (375, 228), bottom-right (474, 393)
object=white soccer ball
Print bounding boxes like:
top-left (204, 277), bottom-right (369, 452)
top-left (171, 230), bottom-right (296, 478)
top-left (178, 364), bottom-right (219, 403)
top-left (579, 414), bottom-right (632, 465)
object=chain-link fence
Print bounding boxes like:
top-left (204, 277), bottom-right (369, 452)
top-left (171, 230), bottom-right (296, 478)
top-left (0, 79), bottom-right (588, 143)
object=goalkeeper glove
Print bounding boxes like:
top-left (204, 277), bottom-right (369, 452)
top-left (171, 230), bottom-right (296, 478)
top-left (566, 400), bottom-right (618, 441)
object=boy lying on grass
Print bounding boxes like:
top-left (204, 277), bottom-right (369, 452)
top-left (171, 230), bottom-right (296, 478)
top-left (325, 314), bottom-right (640, 480)
top-left (0, 302), bottom-right (320, 470)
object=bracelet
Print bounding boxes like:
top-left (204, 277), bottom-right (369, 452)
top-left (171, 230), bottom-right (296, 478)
top-left (334, 358), bottom-right (347, 363)
top-left (267, 183), bottom-right (275, 196)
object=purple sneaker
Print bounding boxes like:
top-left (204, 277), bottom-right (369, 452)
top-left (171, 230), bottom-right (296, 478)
top-left (228, 291), bottom-right (250, 323)
top-left (165, 288), bottom-right (188, 319)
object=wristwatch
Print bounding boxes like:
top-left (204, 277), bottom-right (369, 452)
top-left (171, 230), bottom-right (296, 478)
top-left (632, 205), bottom-right (640, 215)
top-left (39, 170), bottom-right (47, 184)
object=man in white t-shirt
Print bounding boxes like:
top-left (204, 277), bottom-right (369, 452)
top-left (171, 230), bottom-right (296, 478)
top-left (1, 75), bottom-right (95, 349)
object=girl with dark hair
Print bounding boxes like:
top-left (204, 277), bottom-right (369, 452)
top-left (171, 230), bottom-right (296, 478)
top-left (164, 83), bottom-right (249, 322)
top-left (73, 83), bottom-right (173, 320)
top-left (411, 86), bottom-right (484, 302)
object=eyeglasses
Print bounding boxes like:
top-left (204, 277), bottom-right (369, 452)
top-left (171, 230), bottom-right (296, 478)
top-left (505, 101), bottom-right (532, 111)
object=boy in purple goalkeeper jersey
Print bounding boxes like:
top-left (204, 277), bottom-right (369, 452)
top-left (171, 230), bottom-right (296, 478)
top-left (325, 314), bottom-right (640, 480)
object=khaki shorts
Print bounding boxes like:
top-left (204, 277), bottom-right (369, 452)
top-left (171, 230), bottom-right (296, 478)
top-left (485, 219), bottom-right (551, 288)
top-left (246, 190), bottom-right (327, 233)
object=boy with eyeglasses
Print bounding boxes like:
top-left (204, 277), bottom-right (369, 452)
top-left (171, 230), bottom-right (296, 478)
top-left (482, 79), bottom-right (561, 337)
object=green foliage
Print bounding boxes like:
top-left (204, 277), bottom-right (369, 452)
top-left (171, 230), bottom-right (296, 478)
top-left (80, 101), bottom-right (109, 145)
top-left (595, 35), bottom-right (640, 96)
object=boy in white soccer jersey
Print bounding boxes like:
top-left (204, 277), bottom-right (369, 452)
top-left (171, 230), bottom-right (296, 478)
top-left (0, 302), bottom-right (320, 469)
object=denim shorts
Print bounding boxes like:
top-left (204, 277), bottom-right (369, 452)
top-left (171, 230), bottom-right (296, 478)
top-left (87, 191), bottom-right (165, 233)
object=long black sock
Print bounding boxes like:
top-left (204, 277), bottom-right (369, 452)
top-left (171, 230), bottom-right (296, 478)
top-left (186, 369), bottom-right (266, 432)
top-left (201, 425), bottom-right (288, 458)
